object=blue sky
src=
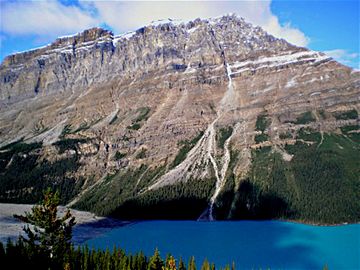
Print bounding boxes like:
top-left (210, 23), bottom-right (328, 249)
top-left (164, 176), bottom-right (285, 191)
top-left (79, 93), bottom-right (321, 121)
top-left (272, 0), bottom-right (359, 68)
top-left (0, 0), bottom-right (359, 68)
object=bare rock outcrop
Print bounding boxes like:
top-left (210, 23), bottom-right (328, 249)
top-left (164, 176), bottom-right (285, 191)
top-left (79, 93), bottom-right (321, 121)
top-left (0, 15), bottom-right (359, 218)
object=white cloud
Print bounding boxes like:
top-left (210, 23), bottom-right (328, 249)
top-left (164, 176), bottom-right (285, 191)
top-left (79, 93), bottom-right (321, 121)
top-left (82, 1), bottom-right (217, 33)
top-left (85, 0), bottom-right (309, 47)
top-left (259, 14), bottom-right (309, 47)
top-left (0, 0), bottom-right (309, 47)
top-left (1, 0), bottom-right (98, 36)
top-left (324, 49), bottom-right (359, 67)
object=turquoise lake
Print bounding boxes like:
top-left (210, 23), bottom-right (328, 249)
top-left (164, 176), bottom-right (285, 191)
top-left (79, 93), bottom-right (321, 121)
top-left (85, 220), bottom-right (360, 269)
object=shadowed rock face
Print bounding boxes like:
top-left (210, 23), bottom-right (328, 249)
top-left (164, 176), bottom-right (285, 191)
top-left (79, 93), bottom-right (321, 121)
top-left (0, 15), bottom-right (359, 221)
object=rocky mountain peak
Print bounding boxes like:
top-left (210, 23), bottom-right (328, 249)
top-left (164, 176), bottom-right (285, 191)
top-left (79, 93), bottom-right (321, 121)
top-left (53, 27), bottom-right (113, 47)
top-left (1, 14), bottom-right (298, 102)
top-left (0, 14), bottom-right (359, 223)
top-left (1, 14), bottom-right (288, 68)
top-left (1, 27), bottom-right (113, 68)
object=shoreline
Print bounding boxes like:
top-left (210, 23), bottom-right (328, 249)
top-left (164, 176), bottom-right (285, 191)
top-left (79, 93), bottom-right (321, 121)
top-left (280, 218), bottom-right (359, 227)
top-left (1, 202), bottom-right (358, 241)
top-left (0, 203), bottom-right (126, 244)
top-left (98, 216), bottom-right (359, 227)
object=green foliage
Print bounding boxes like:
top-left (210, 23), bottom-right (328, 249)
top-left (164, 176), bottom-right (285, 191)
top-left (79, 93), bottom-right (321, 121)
top-left (340, 124), bottom-right (360, 143)
top-left (239, 150), bottom-right (295, 219)
top-left (333, 109), bottom-right (358, 120)
top-left (213, 149), bottom-right (239, 220)
top-left (221, 145), bottom-right (294, 220)
top-left (188, 256), bottom-right (197, 270)
top-left (254, 133), bottom-right (269, 144)
top-left (135, 107), bottom-right (151, 123)
top-left (60, 124), bottom-right (73, 138)
top-left (148, 248), bottom-right (164, 270)
top-left (296, 128), bottom-right (321, 143)
top-left (82, 172), bottom-right (215, 218)
top-left (208, 103), bottom-right (216, 114)
top-left (164, 255), bottom-right (177, 270)
top-left (254, 114), bottom-right (270, 144)
top-left (32, 122), bottom-right (49, 135)
top-left (60, 123), bottom-right (92, 137)
top-left (240, 130), bottom-right (360, 224)
top-left (171, 131), bottom-right (204, 168)
top-left (74, 128), bottom-right (360, 223)
top-left (14, 189), bottom-right (75, 269)
top-left (255, 114), bottom-right (270, 132)
top-left (115, 151), bottom-right (127, 160)
top-left (127, 123), bottom-right (141, 130)
top-left (127, 107), bottom-right (151, 130)
top-left (74, 164), bottom-right (167, 216)
top-left (136, 148), bottom-right (147, 159)
top-left (2, 238), bottom-right (255, 270)
top-left (109, 114), bottom-right (118, 125)
top-left (110, 177), bottom-right (216, 219)
top-left (217, 127), bottom-right (233, 149)
top-left (73, 122), bottom-right (91, 133)
top-left (340, 125), bottom-right (359, 134)
top-left (347, 132), bottom-right (360, 144)
top-left (0, 139), bottom-right (41, 154)
top-left (178, 257), bottom-right (186, 270)
top-left (60, 118), bottom-right (103, 135)
top-left (279, 131), bottom-right (292, 140)
top-left (0, 138), bottom-right (24, 150)
top-left (201, 258), bottom-right (210, 270)
top-left (0, 141), bottom-right (85, 204)
top-left (294, 111), bottom-right (316, 125)
top-left (2, 191), bottom-right (326, 270)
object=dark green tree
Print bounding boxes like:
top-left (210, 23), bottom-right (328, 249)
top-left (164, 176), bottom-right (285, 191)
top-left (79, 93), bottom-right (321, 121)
top-left (188, 256), bottom-right (196, 270)
top-left (201, 258), bottom-right (210, 270)
top-left (148, 248), bottom-right (164, 270)
top-left (0, 241), bottom-right (5, 260)
top-left (178, 257), bottom-right (186, 270)
top-left (165, 255), bottom-right (177, 270)
top-left (14, 188), bottom-right (76, 269)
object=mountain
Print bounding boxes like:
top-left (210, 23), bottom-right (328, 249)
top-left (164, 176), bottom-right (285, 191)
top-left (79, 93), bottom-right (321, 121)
top-left (0, 15), bottom-right (359, 224)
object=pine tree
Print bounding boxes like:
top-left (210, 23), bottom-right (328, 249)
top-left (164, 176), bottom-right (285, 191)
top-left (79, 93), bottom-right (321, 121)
top-left (104, 247), bottom-right (111, 270)
top-left (0, 241), bottom-right (5, 260)
top-left (178, 257), bottom-right (186, 270)
top-left (165, 255), bottom-right (177, 270)
top-left (14, 188), bottom-right (76, 269)
top-left (148, 248), bottom-right (164, 270)
top-left (188, 256), bottom-right (196, 270)
top-left (201, 258), bottom-right (210, 270)
top-left (83, 245), bottom-right (90, 270)
top-left (136, 251), bottom-right (147, 270)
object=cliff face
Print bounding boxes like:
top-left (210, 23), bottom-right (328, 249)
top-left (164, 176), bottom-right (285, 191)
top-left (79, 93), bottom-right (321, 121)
top-left (0, 15), bottom-right (359, 223)
top-left (0, 17), bottom-right (295, 100)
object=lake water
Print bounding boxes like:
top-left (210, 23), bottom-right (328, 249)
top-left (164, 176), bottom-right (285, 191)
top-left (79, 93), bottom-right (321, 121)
top-left (85, 220), bottom-right (360, 269)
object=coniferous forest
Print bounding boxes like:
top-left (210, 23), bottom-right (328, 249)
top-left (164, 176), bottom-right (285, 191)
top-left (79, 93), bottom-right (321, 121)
top-left (0, 189), bottom-right (235, 270)
top-left (0, 190), bottom-right (332, 270)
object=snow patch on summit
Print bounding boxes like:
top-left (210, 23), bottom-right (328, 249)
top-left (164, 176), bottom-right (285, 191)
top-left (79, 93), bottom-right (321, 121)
top-left (112, 32), bottom-right (136, 47)
top-left (148, 18), bottom-right (186, 27)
